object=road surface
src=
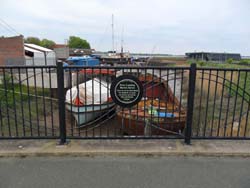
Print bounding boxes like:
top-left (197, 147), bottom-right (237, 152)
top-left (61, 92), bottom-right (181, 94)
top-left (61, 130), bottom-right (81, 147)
top-left (0, 156), bottom-right (249, 188)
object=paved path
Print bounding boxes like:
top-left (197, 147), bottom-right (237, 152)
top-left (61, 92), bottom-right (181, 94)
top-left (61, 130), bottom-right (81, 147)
top-left (0, 156), bottom-right (249, 188)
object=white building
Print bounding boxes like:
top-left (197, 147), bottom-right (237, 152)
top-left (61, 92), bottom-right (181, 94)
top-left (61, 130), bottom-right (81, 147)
top-left (24, 43), bottom-right (56, 66)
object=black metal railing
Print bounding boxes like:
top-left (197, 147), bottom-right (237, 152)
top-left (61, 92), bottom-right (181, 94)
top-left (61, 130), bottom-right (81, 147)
top-left (192, 67), bottom-right (250, 140)
top-left (0, 63), bottom-right (249, 144)
top-left (0, 66), bottom-right (59, 139)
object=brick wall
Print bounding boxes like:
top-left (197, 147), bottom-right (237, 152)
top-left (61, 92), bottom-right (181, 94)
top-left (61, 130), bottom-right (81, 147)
top-left (0, 36), bottom-right (25, 66)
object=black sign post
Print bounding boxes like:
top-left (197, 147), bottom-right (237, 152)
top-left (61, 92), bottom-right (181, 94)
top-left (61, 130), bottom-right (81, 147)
top-left (110, 75), bottom-right (143, 108)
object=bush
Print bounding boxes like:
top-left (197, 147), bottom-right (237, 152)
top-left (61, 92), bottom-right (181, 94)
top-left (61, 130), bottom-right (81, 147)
top-left (198, 61), bottom-right (206, 67)
top-left (240, 59), bottom-right (250, 65)
top-left (226, 58), bottom-right (233, 64)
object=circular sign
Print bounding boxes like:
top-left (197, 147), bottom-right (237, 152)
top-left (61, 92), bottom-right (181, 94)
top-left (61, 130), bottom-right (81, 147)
top-left (110, 75), bottom-right (143, 108)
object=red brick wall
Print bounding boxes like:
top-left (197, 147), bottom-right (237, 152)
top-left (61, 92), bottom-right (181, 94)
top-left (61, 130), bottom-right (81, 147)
top-left (0, 36), bottom-right (25, 65)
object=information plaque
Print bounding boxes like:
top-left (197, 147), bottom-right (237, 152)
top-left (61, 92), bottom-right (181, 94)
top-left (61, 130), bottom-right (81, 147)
top-left (110, 75), bottom-right (143, 108)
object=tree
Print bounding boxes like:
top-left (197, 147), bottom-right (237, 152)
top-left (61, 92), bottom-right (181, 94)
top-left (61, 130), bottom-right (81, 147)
top-left (25, 37), bottom-right (41, 45)
top-left (40, 39), bottom-right (56, 49)
top-left (68, 36), bottom-right (91, 49)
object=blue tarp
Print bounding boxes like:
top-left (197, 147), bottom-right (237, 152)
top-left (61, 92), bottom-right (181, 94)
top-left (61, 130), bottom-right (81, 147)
top-left (67, 56), bottom-right (100, 66)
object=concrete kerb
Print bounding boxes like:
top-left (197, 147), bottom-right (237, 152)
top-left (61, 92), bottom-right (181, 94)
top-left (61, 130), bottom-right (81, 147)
top-left (0, 139), bottom-right (250, 158)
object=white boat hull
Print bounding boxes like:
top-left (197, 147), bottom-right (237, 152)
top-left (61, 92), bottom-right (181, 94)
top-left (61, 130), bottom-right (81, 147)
top-left (66, 103), bottom-right (115, 126)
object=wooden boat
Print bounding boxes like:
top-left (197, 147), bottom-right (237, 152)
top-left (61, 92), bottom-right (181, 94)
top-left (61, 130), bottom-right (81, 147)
top-left (117, 74), bottom-right (186, 136)
top-left (65, 70), bottom-right (115, 126)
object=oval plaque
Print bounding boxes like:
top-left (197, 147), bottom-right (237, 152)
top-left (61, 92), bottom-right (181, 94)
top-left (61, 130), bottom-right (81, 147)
top-left (110, 75), bottom-right (143, 108)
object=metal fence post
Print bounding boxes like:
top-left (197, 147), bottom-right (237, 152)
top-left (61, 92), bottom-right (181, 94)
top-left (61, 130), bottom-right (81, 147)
top-left (185, 63), bottom-right (196, 144)
top-left (57, 61), bottom-right (67, 144)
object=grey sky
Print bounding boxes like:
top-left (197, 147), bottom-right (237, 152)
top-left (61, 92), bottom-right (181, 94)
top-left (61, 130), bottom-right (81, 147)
top-left (1, 0), bottom-right (250, 55)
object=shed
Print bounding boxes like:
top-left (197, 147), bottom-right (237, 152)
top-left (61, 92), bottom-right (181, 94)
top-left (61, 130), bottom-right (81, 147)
top-left (24, 43), bottom-right (56, 66)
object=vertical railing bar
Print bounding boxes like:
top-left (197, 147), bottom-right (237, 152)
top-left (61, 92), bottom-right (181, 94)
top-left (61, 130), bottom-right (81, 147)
top-left (107, 67), bottom-right (112, 137)
top-left (76, 69), bottom-right (80, 136)
top-left (69, 68), bottom-right (73, 136)
top-left (84, 68), bottom-right (87, 137)
top-left (172, 69), bottom-right (176, 122)
top-left (33, 67), bottom-right (40, 136)
top-left (165, 69), bottom-right (169, 123)
top-left (173, 68), bottom-right (176, 134)
top-left (18, 68), bottom-right (25, 136)
top-left (243, 71), bottom-right (250, 137)
top-left (203, 69), bottom-right (211, 137)
top-left (92, 67), bottom-right (94, 137)
top-left (217, 71), bottom-right (226, 137)
top-left (223, 71), bottom-right (233, 137)
top-left (10, 68), bottom-right (18, 136)
top-left (25, 68), bottom-right (33, 136)
top-left (113, 68), bottom-right (117, 137)
top-left (143, 68), bottom-right (147, 135)
top-left (48, 68), bottom-right (54, 136)
top-left (179, 69), bottom-right (184, 134)
top-left (210, 70), bottom-right (219, 136)
top-left (239, 71), bottom-right (248, 137)
top-left (243, 100), bottom-right (250, 137)
top-left (99, 67), bottom-right (102, 137)
top-left (57, 62), bottom-right (66, 144)
top-left (158, 68), bottom-right (161, 136)
top-left (231, 70), bottom-right (240, 137)
top-left (136, 68), bottom-right (139, 137)
top-left (41, 68), bottom-right (47, 136)
top-left (185, 63), bottom-right (196, 144)
top-left (3, 68), bottom-right (11, 136)
top-left (0, 100), bottom-right (3, 136)
top-left (149, 68), bottom-right (154, 137)
top-left (196, 70), bottom-right (204, 136)
top-left (129, 68), bottom-right (132, 136)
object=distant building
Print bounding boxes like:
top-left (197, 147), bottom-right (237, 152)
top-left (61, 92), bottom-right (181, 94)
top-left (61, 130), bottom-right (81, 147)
top-left (0, 35), bottom-right (25, 66)
top-left (185, 52), bottom-right (241, 62)
top-left (53, 44), bottom-right (69, 60)
top-left (0, 36), bottom-right (57, 66)
top-left (24, 43), bottom-right (56, 66)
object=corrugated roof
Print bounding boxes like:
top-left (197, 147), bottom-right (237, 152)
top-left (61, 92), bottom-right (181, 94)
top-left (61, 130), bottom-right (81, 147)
top-left (24, 43), bottom-right (53, 52)
top-left (24, 46), bottom-right (41, 53)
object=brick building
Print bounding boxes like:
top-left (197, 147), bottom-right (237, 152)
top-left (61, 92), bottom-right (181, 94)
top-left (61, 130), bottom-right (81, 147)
top-left (0, 35), bottom-right (25, 65)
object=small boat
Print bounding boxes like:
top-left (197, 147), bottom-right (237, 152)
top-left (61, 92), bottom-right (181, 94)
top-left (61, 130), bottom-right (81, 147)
top-left (65, 70), bottom-right (115, 126)
top-left (117, 74), bottom-right (186, 136)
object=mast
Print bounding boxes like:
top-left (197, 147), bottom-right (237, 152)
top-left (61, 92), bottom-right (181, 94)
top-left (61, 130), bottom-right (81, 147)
top-left (111, 14), bottom-right (114, 52)
top-left (121, 27), bottom-right (124, 57)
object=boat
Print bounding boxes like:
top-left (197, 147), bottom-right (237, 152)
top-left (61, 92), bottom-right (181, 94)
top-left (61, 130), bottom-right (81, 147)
top-left (99, 51), bottom-right (132, 65)
top-left (117, 74), bottom-right (186, 136)
top-left (65, 70), bottom-right (115, 126)
top-left (99, 14), bottom-right (132, 66)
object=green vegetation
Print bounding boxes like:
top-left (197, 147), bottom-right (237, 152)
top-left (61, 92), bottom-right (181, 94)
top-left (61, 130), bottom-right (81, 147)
top-left (239, 59), bottom-right (250, 65)
top-left (187, 60), bottom-right (250, 69)
top-left (25, 37), bottom-right (56, 49)
top-left (68, 36), bottom-right (91, 49)
top-left (0, 74), bottom-right (56, 136)
top-left (226, 58), bottom-right (233, 64)
top-left (24, 37), bottom-right (41, 45)
top-left (40, 39), bottom-right (56, 49)
top-left (226, 71), bottom-right (250, 102)
top-left (25, 35), bottom-right (91, 49)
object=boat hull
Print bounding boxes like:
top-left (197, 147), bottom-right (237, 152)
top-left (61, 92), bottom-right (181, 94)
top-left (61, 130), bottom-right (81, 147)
top-left (117, 114), bottom-right (186, 136)
top-left (66, 103), bottom-right (115, 126)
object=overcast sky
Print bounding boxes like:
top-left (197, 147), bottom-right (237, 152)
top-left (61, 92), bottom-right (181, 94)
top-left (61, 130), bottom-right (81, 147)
top-left (1, 0), bottom-right (250, 55)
